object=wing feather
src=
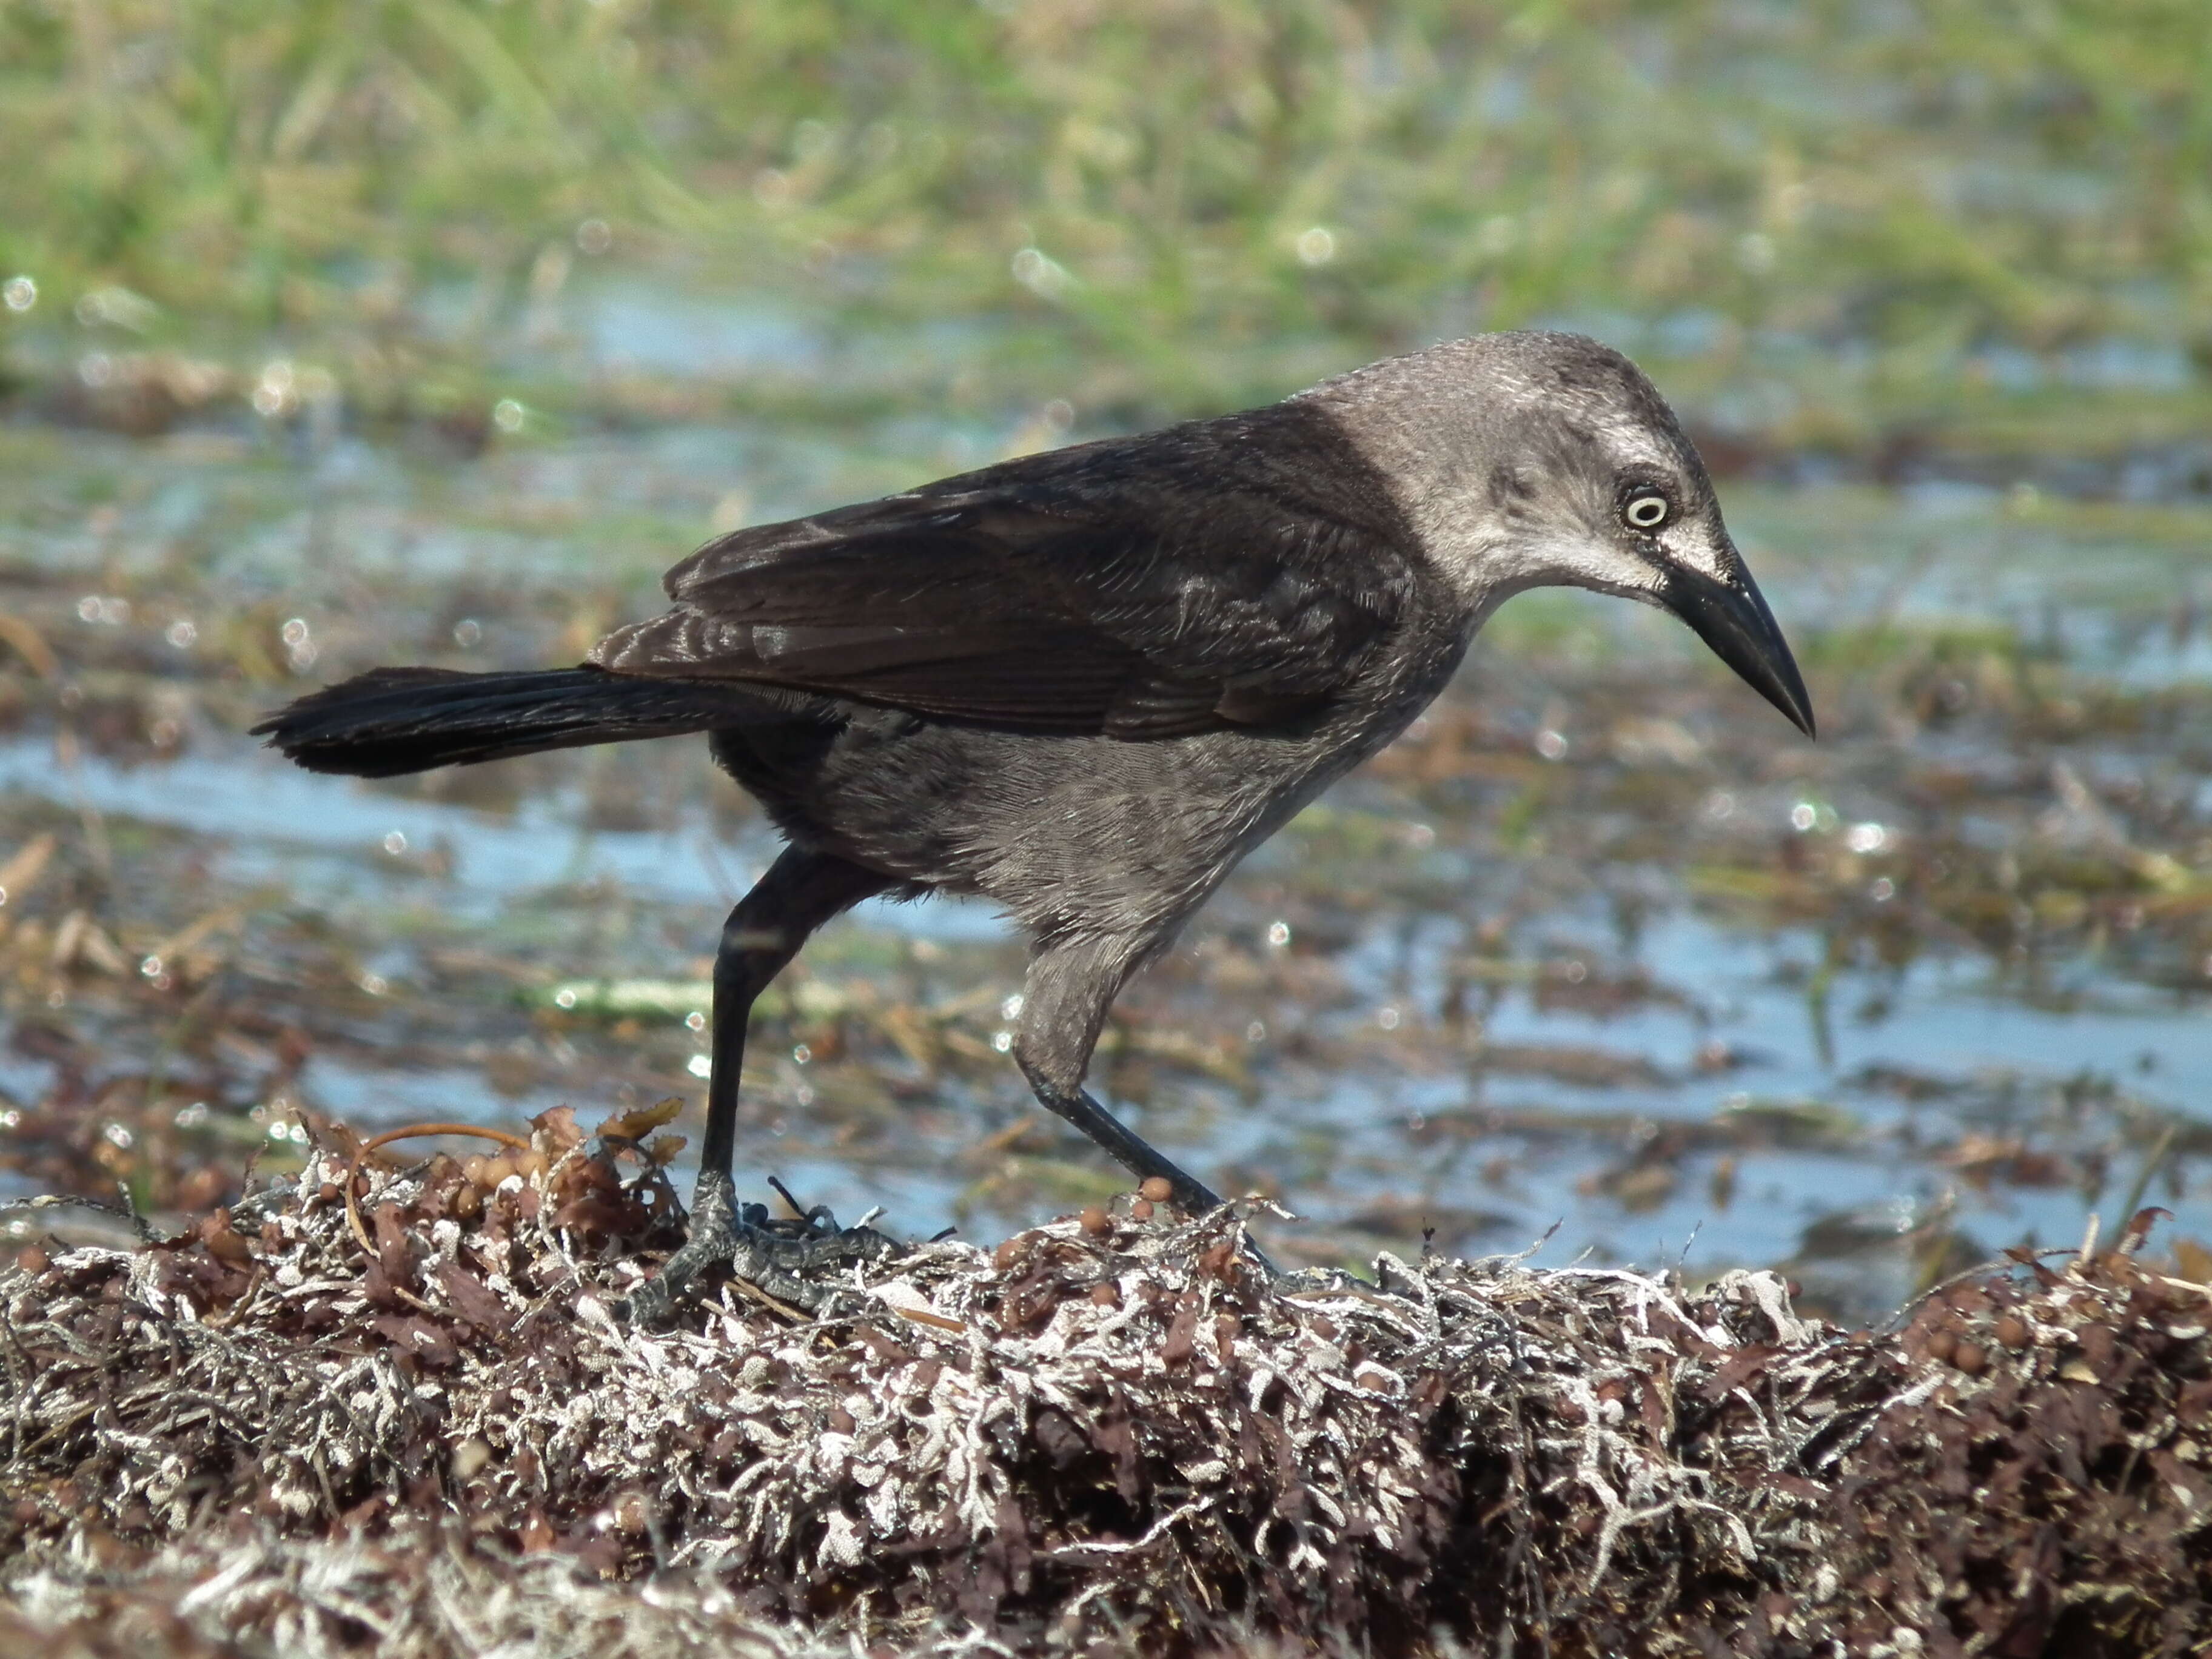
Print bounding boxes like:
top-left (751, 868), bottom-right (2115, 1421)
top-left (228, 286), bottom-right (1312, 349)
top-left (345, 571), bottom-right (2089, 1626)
top-left (591, 407), bottom-right (1430, 737)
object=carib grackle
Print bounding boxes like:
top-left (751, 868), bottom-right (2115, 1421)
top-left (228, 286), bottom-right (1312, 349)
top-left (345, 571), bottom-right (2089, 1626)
top-left (257, 330), bottom-right (1812, 1315)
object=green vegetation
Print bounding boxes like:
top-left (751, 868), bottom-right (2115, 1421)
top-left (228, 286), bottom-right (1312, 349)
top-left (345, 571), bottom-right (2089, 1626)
top-left (1, 0), bottom-right (2208, 424)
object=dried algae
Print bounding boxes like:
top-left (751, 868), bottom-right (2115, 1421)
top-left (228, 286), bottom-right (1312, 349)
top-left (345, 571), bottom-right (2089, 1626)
top-left (1, 1110), bottom-right (2205, 1657)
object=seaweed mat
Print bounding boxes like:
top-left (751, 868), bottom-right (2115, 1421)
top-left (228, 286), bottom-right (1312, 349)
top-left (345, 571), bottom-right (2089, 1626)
top-left (1, 1110), bottom-right (2207, 1657)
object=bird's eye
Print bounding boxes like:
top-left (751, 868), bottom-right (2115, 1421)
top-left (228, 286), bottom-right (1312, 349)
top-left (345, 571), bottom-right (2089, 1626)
top-left (1622, 492), bottom-right (1671, 531)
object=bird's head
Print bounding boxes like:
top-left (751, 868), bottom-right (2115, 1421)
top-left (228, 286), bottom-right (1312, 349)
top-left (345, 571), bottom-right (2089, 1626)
top-left (1308, 330), bottom-right (1815, 738)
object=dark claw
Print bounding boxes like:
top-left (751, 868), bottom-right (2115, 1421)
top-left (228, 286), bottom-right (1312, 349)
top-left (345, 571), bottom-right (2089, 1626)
top-left (614, 1170), bottom-right (902, 1324)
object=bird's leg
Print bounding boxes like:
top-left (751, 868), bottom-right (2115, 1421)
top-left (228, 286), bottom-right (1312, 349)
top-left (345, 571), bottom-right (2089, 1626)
top-left (1012, 935), bottom-right (1224, 1216)
top-left (1019, 1077), bottom-right (1225, 1217)
top-left (618, 846), bottom-right (891, 1323)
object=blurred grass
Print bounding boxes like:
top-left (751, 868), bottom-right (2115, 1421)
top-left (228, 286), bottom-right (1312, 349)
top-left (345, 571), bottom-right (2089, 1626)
top-left (0, 0), bottom-right (2208, 425)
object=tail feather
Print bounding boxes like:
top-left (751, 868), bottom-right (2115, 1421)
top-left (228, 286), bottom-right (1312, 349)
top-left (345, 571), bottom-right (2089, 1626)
top-left (253, 666), bottom-right (752, 778)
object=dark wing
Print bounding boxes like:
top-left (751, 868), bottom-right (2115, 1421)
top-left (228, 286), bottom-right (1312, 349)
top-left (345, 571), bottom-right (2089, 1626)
top-left (589, 409), bottom-right (1429, 739)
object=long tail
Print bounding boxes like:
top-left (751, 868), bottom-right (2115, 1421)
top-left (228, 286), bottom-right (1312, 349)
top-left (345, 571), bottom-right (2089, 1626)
top-left (253, 666), bottom-right (757, 778)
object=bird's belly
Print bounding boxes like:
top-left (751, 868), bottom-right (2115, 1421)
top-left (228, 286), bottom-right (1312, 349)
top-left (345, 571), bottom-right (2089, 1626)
top-left (768, 716), bottom-right (1396, 938)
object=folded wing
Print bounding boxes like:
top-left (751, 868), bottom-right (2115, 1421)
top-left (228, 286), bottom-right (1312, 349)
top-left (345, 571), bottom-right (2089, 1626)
top-left (589, 413), bottom-right (1429, 739)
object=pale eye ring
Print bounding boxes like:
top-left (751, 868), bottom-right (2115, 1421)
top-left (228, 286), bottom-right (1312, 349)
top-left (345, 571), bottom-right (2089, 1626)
top-left (1623, 492), bottom-right (1671, 531)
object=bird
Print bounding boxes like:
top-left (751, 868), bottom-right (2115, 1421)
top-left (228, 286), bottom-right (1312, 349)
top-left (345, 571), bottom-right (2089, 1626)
top-left (256, 330), bottom-right (1813, 1314)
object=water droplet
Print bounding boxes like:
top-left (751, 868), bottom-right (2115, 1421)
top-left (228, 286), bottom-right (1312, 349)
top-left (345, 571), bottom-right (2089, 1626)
top-left (381, 831), bottom-right (408, 856)
top-left (687, 1054), bottom-right (712, 1078)
top-left (999, 993), bottom-right (1025, 1021)
top-left (253, 360), bottom-right (295, 418)
top-left (1295, 226), bottom-right (1336, 266)
top-left (1789, 802), bottom-right (1818, 832)
top-left (1011, 246), bottom-right (1074, 299)
top-left (1266, 920), bottom-right (1292, 948)
top-left (104, 1123), bottom-right (133, 1148)
top-left (1845, 822), bottom-right (1887, 854)
top-left (685, 1010), bottom-right (706, 1032)
top-left (1377, 1005), bottom-right (1401, 1031)
top-left (1, 275), bottom-right (35, 312)
top-left (991, 1030), bottom-right (1014, 1054)
top-left (792, 1044), bottom-right (811, 1065)
top-left (492, 398), bottom-right (525, 433)
top-left (166, 618), bottom-right (196, 648)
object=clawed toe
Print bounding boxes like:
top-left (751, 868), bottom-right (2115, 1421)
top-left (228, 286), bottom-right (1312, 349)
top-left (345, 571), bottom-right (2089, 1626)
top-left (614, 1173), bottom-right (901, 1325)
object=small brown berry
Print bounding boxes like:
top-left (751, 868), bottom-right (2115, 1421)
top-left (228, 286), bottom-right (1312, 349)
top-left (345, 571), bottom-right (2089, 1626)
top-left (1130, 1198), bottom-right (1155, 1222)
top-left (993, 1237), bottom-right (1024, 1271)
top-left (317, 1182), bottom-right (340, 1205)
top-left (460, 1156), bottom-right (489, 1187)
top-left (1078, 1205), bottom-right (1111, 1236)
top-left (828, 1407), bottom-right (857, 1435)
top-left (1090, 1281), bottom-right (1121, 1307)
top-left (1922, 1327), bottom-right (1956, 1364)
top-left (1994, 1313), bottom-right (2031, 1350)
top-left (16, 1245), bottom-right (49, 1275)
top-left (1139, 1176), bottom-right (1173, 1204)
top-left (1951, 1341), bottom-right (1986, 1376)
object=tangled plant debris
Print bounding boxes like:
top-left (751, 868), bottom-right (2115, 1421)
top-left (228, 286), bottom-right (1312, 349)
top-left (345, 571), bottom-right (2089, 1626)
top-left (0, 1113), bottom-right (2205, 1657)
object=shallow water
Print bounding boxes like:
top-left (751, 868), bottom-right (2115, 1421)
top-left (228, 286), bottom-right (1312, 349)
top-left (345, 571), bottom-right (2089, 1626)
top-left (0, 415), bottom-right (2206, 1318)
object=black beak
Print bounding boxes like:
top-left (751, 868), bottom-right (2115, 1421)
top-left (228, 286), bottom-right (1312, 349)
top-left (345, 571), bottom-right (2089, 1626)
top-left (1661, 563), bottom-right (1816, 737)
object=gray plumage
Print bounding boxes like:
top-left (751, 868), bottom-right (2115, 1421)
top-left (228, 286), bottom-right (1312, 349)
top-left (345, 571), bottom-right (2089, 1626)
top-left (258, 330), bottom-right (1812, 1302)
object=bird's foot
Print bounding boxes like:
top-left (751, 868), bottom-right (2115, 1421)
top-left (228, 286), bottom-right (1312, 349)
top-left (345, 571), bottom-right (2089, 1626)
top-left (615, 1171), bottom-right (901, 1324)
